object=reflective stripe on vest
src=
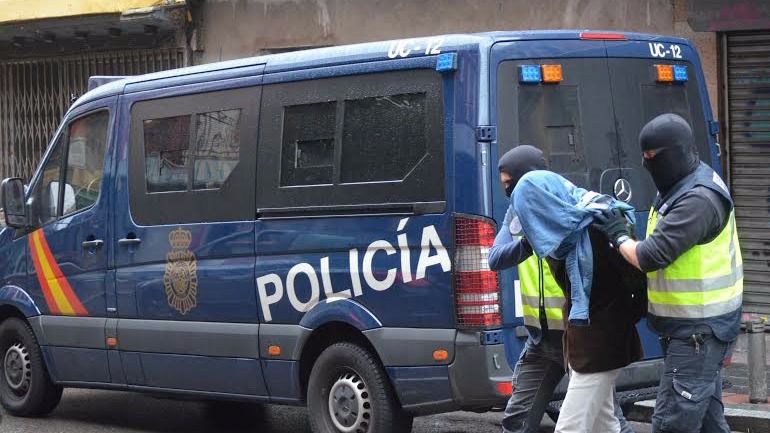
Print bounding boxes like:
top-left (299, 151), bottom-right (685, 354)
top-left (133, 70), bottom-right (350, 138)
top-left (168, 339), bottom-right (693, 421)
top-left (518, 254), bottom-right (566, 330)
top-left (646, 209), bottom-right (743, 319)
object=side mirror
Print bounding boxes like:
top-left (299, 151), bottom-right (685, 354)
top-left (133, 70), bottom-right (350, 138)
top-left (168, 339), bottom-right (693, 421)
top-left (1, 178), bottom-right (28, 229)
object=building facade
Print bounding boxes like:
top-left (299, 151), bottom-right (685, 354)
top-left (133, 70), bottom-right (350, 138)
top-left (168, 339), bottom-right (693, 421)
top-left (1, 0), bottom-right (769, 313)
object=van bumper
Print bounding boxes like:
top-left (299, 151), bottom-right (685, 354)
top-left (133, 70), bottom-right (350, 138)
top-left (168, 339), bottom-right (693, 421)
top-left (447, 330), bottom-right (513, 410)
top-left (387, 330), bottom-right (512, 416)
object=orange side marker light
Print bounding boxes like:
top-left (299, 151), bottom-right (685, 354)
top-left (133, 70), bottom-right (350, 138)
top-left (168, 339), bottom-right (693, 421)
top-left (433, 349), bottom-right (449, 362)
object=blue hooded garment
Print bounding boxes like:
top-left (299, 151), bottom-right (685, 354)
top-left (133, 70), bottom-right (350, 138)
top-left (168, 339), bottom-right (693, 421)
top-left (511, 171), bottom-right (635, 325)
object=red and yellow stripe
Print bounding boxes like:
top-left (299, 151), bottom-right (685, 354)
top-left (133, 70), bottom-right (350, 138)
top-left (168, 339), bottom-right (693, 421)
top-left (28, 229), bottom-right (88, 316)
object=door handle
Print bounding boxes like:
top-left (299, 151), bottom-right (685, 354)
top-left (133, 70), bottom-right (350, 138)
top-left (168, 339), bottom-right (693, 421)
top-left (118, 238), bottom-right (142, 246)
top-left (81, 239), bottom-right (104, 249)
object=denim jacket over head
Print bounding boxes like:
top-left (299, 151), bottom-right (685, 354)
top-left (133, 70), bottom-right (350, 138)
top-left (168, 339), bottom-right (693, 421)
top-left (511, 171), bottom-right (635, 325)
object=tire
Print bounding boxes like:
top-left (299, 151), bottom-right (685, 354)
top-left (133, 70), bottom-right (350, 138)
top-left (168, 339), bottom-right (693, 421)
top-left (307, 342), bottom-right (413, 433)
top-left (0, 317), bottom-right (63, 416)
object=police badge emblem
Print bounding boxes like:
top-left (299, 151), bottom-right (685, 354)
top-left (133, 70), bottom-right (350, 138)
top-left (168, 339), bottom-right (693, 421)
top-left (163, 227), bottom-right (198, 315)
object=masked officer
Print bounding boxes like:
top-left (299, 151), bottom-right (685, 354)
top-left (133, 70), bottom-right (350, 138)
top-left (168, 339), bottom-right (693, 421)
top-left (595, 113), bottom-right (742, 433)
top-left (490, 145), bottom-right (633, 433)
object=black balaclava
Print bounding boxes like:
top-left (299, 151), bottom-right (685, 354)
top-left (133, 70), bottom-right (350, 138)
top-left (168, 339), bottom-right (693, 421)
top-left (639, 113), bottom-right (700, 196)
top-left (498, 145), bottom-right (547, 197)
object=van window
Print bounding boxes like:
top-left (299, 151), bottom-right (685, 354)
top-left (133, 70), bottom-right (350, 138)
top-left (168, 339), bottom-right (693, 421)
top-left (29, 135), bottom-right (65, 226)
top-left (280, 102), bottom-right (336, 186)
top-left (144, 115), bottom-right (190, 193)
top-left (517, 85), bottom-right (587, 187)
top-left (129, 87), bottom-right (258, 225)
top-left (258, 69), bottom-right (444, 213)
top-left (144, 110), bottom-right (242, 193)
top-left (193, 109), bottom-right (241, 190)
top-left (607, 58), bottom-right (710, 210)
top-left (64, 111), bottom-right (109, 215)
top-left (497, 58), bottom-right (617, 194)
top-left (341, 93), bottom-right (428, 183)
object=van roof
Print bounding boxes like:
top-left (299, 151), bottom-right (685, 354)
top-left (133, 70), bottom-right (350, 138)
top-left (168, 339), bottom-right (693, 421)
top-left (75, 29), bottom-right (692, 106)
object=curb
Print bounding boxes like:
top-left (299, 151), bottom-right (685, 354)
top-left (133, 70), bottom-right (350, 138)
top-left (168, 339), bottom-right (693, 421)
top-left (629, 399), bottom-right (770, 432)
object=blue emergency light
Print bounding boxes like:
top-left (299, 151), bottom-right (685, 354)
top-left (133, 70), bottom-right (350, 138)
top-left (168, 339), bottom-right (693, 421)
top-left (435, 53), bottom-right (458, 72)
top-left (673, 65), bottom-right (688, 82)
top-left (518, 64), bottom-right (542, 83)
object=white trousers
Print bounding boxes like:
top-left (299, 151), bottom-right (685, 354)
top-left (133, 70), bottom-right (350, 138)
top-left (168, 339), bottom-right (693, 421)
top-left (555, 368), bottom-right (622, 433)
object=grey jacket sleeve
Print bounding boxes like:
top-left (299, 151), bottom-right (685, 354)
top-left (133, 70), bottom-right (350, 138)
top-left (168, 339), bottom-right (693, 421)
top-left (488, 207), bottom-right (534, 271)
top-left (636, 187), bottom-right (729, 273)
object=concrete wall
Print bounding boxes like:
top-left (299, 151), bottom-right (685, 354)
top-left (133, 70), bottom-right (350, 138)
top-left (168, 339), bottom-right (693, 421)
top-left (674, 0), bottom-right (719, 118)
top-left (194, 0), bottom-right (719, 116)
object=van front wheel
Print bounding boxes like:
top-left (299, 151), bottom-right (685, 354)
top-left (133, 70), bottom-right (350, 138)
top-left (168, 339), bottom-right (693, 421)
top-left (307, 342), bottom-right (413, 433)
top-left (0, 317), bottom-right (62, 416)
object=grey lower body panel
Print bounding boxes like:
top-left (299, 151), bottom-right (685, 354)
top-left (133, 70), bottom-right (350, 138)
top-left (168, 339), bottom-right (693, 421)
top-left (363, 327), bottom-right (456, 366)
top-left (33, 315), bottom-right (106, 348)
top-left (118, 319), bottom-right (260, 358)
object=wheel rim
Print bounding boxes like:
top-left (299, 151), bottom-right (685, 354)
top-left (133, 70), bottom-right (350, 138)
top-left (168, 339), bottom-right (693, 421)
top-left (4, 342), bottom-right (31, 396)
top-left (327, 371), bottom-right (372, 433)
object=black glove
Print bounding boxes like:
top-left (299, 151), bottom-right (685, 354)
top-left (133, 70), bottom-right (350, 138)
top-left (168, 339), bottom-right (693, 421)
top-left (592, 208), bottom-right (630, 246)
top-left (520, 236), bottom-right (533, 256)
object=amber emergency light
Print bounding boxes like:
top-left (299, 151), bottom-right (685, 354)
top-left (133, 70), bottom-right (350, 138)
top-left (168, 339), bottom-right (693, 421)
top-left (541, 64), bottom-right (563, 83)
top-left (655, 64), bottom-right (675, 82)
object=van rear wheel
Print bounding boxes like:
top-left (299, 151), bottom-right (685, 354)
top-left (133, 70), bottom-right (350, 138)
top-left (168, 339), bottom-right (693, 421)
top-left (0, 317), bottom-right (62, 416)
top-left (307, 342), bottom-right (413, 433)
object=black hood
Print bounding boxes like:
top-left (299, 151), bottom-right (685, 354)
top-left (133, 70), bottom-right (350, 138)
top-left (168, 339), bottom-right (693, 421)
top-left (498, 145), bottom-right (547, 197)
top-left (639, 113), bottom-right (700, 196)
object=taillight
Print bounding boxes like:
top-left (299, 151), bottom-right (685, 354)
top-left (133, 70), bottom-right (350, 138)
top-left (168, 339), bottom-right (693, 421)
top-left (454, 214), bottom-right (501, 328)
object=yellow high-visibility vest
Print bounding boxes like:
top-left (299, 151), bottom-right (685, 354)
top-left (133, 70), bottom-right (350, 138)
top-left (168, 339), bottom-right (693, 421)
top-left (518, 254), bottom-right (566, 330)
top-left (646, 210), bottom-right (743, 319)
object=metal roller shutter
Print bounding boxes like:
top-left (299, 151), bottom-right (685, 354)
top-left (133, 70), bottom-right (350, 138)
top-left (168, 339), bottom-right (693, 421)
top-left (726, 32), bottom-right (770, 315)
top-left (0, 48), bottom-right (185, 183)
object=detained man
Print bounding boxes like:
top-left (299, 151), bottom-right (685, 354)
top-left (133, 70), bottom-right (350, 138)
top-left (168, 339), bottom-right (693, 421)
top-left (490, 146), bottom-right (635, 433)
top-left (510, 170), bottom-right (645, 433)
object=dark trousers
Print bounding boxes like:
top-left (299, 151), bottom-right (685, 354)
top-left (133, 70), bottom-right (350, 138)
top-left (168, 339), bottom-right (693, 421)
top-left (652, 334), bottom-right (733, 433)
top-left (501, 335), bottom-right (635, 433)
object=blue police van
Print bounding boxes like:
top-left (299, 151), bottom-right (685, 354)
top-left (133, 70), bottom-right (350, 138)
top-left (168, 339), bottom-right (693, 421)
top-left (0, 30), bottom-right (720, 432)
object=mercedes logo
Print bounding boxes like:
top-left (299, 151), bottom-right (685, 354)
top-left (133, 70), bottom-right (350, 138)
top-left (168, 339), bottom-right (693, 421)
top-left (613, 178), bottom-right (632, 202)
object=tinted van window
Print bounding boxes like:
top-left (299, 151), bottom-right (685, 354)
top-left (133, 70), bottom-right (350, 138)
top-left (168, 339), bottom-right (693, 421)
top-left (258, 69), bottom-right (444, 213)
top-left (129, 87), bottom-right (259, 225)
top-left (144, 109), bottom-right (242, 193)
top-left (29, 136), bottom-right (65, 226)
top-left (607, 58), bottom-right (710, 210)
top-left (497, 58), bottom-right (618, 195)
top-left (64, 111), bottom-right (109, 215)
top-left (193, 109), bottom-right (241, 190)
top-left (341, 93), bottom-right (428, 183)
top-left (144, 115), bottom-right (190, 193)
top-left (280, 102), bottom-right (336, 186)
